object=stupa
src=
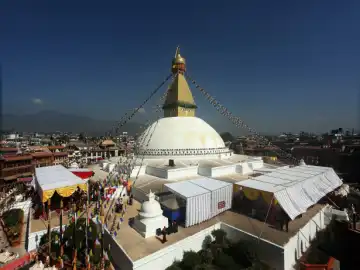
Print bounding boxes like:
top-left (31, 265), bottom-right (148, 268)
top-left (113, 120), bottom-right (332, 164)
top-left (117, 47), bottom-right (267, 186)
top-left (133, 190), bottom-right (168, 238)
top-left (136, 46), bottom-right (231, 159)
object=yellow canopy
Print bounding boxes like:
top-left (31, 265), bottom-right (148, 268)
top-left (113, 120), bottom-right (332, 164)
top-left (35, 165), bottom-right (88, 203)
top-left (233, 183), bottom-right (278, 205)
top-left (41, 183), bottom-right (87, 203)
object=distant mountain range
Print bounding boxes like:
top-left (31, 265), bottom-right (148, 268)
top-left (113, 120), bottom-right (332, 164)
top-left (2, 111), bottom-right (142, 135)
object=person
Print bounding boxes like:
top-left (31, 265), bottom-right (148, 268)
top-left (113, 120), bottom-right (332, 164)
top-left (282, 209), bottom-right (290, 232)
top-left (172, 220), bottom-right (178, 233)
top-left (162, 226), bottom-right (167, 243)
top-left (351, 204), bottom-right (357, 229)
top-left (278, 208), bottom-right (290, 232)
top-left (129, 194), bottom-right (133, 205)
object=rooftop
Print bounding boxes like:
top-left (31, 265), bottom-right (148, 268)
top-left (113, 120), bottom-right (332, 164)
top-left (110, 200), bottom-right (326, 261)
top-left (35, 165), bottom-right (85, 191)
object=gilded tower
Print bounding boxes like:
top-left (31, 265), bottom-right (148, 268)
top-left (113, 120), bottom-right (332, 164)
top-left (163, 46), bottom-right (197, 117)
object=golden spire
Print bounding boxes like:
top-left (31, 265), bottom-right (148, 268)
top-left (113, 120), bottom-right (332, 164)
top-left (164, 46), bottom-right (197, 117)
top-left (172, 45), bottom-right (186, 73)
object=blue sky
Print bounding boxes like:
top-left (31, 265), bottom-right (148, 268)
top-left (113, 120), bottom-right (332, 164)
top-left (1, 0), bottom-right (359, 134)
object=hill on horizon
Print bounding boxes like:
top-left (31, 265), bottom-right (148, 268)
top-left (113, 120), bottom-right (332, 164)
top-left (2, 110), bottom-right (142, 136)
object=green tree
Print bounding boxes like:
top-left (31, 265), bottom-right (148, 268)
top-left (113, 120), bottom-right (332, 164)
top-left (198, 249), bottom-right (214, 264)
top-left (165, 260), bottom-right (182, 270)
top-left (213, 252), bottom-right (238, 270)
top-left (181, 250), bottom-right (202, 270)
top-left (202, 235), bottom-right (212, 249)
top-left (194, 264), bottom-right (215, 270)
top-left (211, 229), bottom-right (227, 246)
top-left (227, 240), bottom-right (256, 268)
top-left (220, 132), bottom-right (234, 142)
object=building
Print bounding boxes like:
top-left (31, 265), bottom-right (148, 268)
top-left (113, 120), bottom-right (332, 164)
top-left (0, 146), bottom-right (69, 181)
top-left (0, 154), bottom-right (34, 182)
top-left (97, 47), bottom-right (344, 270)
top-left (66, 140), bottom-right (123, 163)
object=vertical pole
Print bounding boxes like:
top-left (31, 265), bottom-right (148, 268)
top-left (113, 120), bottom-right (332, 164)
top-left (85, 181), bottom-right (90, 268)
top-left (60, 200), bottom-right (63, 244)
top-left (48, 200), bottom-right (51, 256)
top-left (100, 201), bottom-right (104, 260)
top-left (72, 203), bottom-right (77, 269)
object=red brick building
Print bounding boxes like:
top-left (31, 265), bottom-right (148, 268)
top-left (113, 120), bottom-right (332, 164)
top-left (0, 146), bottom-right (69, 182)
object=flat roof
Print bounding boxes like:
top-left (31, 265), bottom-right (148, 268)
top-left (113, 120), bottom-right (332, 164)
top-left (110, 200), bottom-right (326, 261)
top-left (235, 165), bottom-right (342, 220)
top-left (214, 173), bottom-right (250, 184)
top-left (189, 177), bottom-right (232, 191)
top-left (35, 165), bottom-right (85, 191)
top-left (130, 174), bottom-right (203, 195)
top-left (236, 165), bottom-right (339, 193)
top-left (165, 181), bottom-right (210, 198)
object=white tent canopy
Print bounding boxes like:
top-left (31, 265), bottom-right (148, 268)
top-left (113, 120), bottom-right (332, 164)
top-left (235, 165), bottom-right (343, 220)
top-left (35, 165), bottom-right (87, 203)
top-left (189, 178), bottom-right (233, 217)
top-left (164, 181), bottom-right (211, 227)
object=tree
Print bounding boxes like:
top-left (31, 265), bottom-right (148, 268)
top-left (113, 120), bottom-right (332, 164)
top-left (220, 132), bottom-right (234, 142)
top-left (202, 235), bottom-right (212, 249)
top-left (181, 250), bottom-right (202, 270)
top-left (79, 133), bottom-right (86, 142)
top-left (166, 260), bottom-right (182, 270)
top-left (213, 252), bottom-right (237, 270)
top-left (198, 249), bottom-right (213, 264)
top-left (194, 264), bottom-right (215, 270)
top-left (58, 135), bottom-right (70, 144)
top-left (211, 229), bottom-right (228, 247)
top-left (227, 241), bottom-right (255, 268)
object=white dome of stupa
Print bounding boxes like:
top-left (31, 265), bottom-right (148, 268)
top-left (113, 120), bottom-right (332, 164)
top-left (139, 191), bottom-right (163, 219)
top-left (136, 117), bottom-right (228, 157)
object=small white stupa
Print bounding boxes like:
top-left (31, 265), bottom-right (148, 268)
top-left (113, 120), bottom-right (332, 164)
top-left (69, 162), bottom-right (79, 169)
top-left (133, 190), bottom-right (168, 238)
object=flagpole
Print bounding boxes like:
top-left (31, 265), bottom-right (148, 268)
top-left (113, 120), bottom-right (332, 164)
top-left (48, 200), bottom-right (51, 257)
top-left (85, 180), bottom-right (90, 268)
top-left (72, 202), bottom-right (77, 269)
top-left (60, 200), bottom-right (63, 258)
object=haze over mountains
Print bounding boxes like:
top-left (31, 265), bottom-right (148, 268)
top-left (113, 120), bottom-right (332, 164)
top-left (3, 110), bottom-right (141, 135)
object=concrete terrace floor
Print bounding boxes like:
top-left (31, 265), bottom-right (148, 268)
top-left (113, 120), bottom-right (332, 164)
top-left (109, 199), bottom-right (326, 261)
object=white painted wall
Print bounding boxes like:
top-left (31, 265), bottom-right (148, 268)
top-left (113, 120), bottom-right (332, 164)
top-left (167, 166), bottom-right (198, 180)
top-left (248, 160), bottom-right (264, 170)
top-left (132, 223), bottom-right (221, 270)
top-left (130, 165), bottom-right (147, 177)
top-left (132, 188), bottom-right (150, 203)
top-left (146, 166), bottom-right (167, 179)
top-left (197, 166), bottom-right (211, 177)
top-left (103, 226), bottom-right (133, 270)
top-left (220, 223), bottom-right (284, 269)
top-left (211, 165), bottom-right (236, 177)
top-left (283, 205), bottom-right (328, 270)
top-left (27, 225), bottom-right (66, 252)
top-left (236, 163), bottom-right (253, 174)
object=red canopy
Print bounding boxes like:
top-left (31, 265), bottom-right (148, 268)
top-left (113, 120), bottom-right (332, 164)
top-left (69, 169), bottom-right (94, 180)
